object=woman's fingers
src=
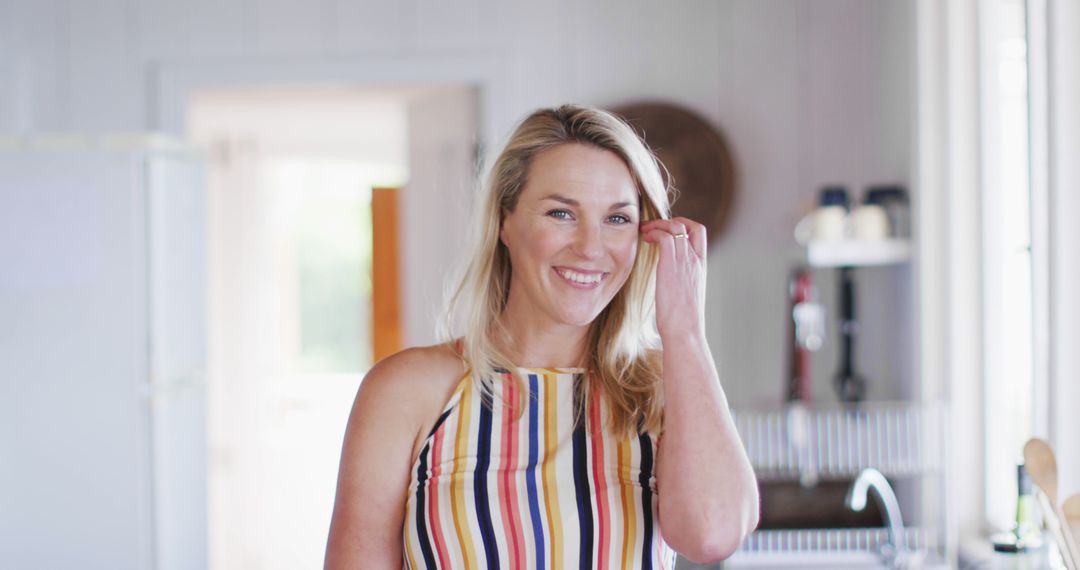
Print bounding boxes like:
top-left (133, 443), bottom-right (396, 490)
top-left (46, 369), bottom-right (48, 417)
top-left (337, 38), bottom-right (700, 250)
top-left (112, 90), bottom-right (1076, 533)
top-left (673, 216), bottom-right (707, 258)
top-left (642, 228), bottom-right (676, 262)
top-left (641, 217), bottom-right (706, 259)
top-left (641, 220), bottom-right (683, 261)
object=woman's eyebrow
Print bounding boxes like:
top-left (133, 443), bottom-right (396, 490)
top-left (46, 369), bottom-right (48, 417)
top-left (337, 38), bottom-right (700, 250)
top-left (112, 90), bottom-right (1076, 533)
top-left (540, 193), bottom-right (638, 210)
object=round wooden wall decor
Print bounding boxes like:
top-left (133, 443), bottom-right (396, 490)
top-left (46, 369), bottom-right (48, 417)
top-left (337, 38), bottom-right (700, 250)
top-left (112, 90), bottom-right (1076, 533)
top-left (609, 102), bottom-right (736, 244)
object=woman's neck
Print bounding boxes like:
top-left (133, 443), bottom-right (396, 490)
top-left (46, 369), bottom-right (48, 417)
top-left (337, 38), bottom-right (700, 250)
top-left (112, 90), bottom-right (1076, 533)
top-left (497, 306), bottom-right (591, 369)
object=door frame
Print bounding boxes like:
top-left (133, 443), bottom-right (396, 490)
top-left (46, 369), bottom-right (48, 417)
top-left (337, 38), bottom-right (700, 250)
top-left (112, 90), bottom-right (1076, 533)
top-left (150, 54), bottom-right (505, 154)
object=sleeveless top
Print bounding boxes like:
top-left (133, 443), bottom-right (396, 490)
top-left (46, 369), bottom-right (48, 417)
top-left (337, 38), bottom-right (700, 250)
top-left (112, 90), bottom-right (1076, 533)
top-left (402, 368), bottom-right (676, 570)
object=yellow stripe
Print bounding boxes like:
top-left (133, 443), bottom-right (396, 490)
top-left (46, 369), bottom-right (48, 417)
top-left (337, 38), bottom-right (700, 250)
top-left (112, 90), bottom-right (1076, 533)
top-left (618, 436), bottom-right (636, 570)
top-left (404, 493), bottom-right (418, 569)
top-left (450, 376), bottom-right (477, 568)
top-left (541, 373), bottom-right (563, 566)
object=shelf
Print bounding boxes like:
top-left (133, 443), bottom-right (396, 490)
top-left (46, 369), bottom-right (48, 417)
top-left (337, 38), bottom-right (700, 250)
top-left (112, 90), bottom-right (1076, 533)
top-left (805, 238), bottom-right (911, 268)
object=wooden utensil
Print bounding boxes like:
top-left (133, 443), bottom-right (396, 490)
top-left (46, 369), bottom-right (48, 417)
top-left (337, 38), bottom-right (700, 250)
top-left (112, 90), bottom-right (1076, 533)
top-left (1037, 491), bottom-right (1077, 570)
top-left (1065, 494), bottom-right (1080, 555)
top-left (1024, 438), bottom-right (1080, 569)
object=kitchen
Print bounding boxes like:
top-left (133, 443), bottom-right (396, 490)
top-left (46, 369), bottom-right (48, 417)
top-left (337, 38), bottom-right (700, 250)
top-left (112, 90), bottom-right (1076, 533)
top-left (2, 0), bottom-right (1079, 568)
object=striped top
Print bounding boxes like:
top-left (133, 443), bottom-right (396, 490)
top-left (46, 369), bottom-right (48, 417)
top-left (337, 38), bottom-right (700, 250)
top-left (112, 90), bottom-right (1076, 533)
top-left (403, 368), bottom-right (676, 569)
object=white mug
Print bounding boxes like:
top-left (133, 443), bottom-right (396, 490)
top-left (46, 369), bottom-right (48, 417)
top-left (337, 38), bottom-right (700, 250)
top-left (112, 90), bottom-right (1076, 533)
top-left (851, 204), bottom-right (889, 240)
top-left (794, 205), bottom-right (848, 245)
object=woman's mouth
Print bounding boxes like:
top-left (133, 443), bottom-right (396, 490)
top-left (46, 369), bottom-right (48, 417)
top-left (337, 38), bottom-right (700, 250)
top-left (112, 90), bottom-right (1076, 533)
top-left (553, 267), bottom-right (606, 289)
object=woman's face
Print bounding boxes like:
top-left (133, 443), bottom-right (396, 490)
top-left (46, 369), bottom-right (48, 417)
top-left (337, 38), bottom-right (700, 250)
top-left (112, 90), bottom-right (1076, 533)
top-left (499, 143), bottom-right (641, 329)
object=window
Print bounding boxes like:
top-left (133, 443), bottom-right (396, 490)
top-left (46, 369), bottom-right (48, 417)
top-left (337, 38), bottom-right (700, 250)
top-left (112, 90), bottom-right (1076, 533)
top-left (981, 0), bottom-right (1041, 531)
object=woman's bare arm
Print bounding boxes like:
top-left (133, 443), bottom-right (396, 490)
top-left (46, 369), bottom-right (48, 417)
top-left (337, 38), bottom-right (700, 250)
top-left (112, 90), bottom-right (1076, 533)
top-left (655, 335), bottom-right (759, 563)
top-left (324, 347), bottom-right (459, 569)
top-left (641, 217), bottom-right (759, 563)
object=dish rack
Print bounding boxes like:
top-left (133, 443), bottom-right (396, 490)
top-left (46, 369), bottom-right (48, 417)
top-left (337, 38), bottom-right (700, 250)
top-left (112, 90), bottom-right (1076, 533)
top-left (731, 401), bottom-right (947, 556)
top-left (740, 527), bottom-right (938, 554)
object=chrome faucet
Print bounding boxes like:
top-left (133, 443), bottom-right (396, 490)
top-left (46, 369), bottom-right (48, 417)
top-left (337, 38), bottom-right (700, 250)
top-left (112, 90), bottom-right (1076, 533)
top-left (847, 468), bottom-right (908, 566)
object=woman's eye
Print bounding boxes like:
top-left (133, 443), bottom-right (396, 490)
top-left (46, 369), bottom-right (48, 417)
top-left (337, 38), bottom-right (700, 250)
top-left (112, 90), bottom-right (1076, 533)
top-left (547, 209), bottom-right (573, 220)
top-left (608, 214), bottom-right (633, 224)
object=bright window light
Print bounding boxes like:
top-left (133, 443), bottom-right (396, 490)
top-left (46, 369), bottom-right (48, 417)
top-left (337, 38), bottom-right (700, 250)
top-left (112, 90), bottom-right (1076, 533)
top-left (982, 0), bottom-right (1037, 532)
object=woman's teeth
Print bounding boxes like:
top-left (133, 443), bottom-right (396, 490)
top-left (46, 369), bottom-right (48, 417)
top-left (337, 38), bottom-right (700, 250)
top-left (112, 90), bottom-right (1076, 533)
top-left (556, 268), bottom-right (603, 284)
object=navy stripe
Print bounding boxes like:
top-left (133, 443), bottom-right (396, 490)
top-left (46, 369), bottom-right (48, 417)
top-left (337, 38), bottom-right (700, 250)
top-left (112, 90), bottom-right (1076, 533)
top-left (426, 407), bottom-right (454, 439)
top-left (413, 441), bottom-right (437, 569)
top-left (638, 432), bottom-right (655, 570)
top-left (524, 374), bottom-right (545, 569)
top-left (474, 387), bottom-right (500, 569)
top-left (573, 409), bottom-right (594, 569)
top-left (411, 407), bottom-right (455, 568)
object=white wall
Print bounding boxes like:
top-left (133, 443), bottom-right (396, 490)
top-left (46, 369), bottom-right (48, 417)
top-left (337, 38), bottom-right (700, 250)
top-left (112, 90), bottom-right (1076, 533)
top-left (0, 0), bottom-right (913, 408)
top-left (1047, 0), bottom-right (1080, 503)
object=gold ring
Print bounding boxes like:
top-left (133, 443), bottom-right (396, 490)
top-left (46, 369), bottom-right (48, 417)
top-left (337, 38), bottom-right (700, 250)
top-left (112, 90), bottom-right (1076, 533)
top-left (673, 233), bottom-right (689, 239)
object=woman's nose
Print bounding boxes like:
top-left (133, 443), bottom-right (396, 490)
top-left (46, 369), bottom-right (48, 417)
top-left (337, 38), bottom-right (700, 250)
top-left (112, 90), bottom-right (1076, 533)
top-left (573, 223), bottom-right (605, 259)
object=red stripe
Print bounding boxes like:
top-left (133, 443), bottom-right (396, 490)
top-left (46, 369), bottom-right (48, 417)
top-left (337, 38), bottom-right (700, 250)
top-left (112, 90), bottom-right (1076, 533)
top-left (427, 417), bottom-right (451, 568)
top-left (499, 374), bottom-right (526, 567)
top-left (588, 384), bottom-right (611, 569)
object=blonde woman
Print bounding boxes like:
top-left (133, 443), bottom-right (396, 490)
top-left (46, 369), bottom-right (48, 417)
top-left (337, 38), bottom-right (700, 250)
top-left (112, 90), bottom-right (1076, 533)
top-left (325, 104), bottom-right (758, 569)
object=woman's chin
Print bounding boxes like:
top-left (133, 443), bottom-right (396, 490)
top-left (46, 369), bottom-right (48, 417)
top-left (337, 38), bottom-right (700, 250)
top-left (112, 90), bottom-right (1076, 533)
top-left (554, 307), bottom-right (605, 328)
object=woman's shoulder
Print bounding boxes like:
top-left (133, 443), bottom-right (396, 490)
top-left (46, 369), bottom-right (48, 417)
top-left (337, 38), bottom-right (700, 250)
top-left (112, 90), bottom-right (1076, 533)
top-left (362, 341), bottom-right (467, 396)
top-left (360, 342), bottom-right (469, 461)
top-left (370, 340), bottom-right (465, 375)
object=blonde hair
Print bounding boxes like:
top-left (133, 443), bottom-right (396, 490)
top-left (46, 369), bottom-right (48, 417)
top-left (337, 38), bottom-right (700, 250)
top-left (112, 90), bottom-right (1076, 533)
top-left (441, 103), bottom-right (672, 435)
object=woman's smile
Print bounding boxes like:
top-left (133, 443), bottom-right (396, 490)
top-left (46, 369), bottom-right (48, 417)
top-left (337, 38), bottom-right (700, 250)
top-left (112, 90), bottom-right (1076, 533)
top-left (553, 266), bottom-right (608, 288)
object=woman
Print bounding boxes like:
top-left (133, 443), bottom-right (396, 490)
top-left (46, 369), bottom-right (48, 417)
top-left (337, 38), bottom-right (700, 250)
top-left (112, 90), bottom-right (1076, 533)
top-left (325, 104), bottom-right (758, 569)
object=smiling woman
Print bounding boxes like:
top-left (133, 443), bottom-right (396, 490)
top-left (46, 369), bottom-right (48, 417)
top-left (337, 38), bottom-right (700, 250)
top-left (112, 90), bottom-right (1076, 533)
top-left (324, 104), bottom-right (759, 569)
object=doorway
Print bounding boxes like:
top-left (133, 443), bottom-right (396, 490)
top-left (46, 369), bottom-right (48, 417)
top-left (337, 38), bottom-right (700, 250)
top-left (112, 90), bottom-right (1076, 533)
top-left (187, 84), bottom-right (476, 569)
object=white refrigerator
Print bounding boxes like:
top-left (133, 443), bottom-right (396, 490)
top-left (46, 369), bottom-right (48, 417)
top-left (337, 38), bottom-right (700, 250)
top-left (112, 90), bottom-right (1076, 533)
top-left (0, 135), bottom-right (208, 569)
